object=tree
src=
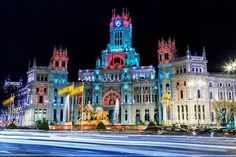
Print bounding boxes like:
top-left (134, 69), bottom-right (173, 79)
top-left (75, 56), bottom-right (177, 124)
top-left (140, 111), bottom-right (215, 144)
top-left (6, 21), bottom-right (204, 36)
top-left (213, 99), bottom-right (236, 127)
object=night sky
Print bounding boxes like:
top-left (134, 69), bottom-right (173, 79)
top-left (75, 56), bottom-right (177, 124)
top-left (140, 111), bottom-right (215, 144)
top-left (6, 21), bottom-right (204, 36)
top-left (1, 0), bottom-right (236, 85)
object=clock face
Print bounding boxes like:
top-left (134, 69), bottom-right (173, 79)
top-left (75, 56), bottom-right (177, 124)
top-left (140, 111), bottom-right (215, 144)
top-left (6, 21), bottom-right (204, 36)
top-left (115, 20), bottom-right (121, 27)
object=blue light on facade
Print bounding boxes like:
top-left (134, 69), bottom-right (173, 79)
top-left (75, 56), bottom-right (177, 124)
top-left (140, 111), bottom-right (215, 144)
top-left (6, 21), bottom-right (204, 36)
top-left (95, 84), bottom-right (100, 90)
top-left (124, 83), bottom-right (129, 89)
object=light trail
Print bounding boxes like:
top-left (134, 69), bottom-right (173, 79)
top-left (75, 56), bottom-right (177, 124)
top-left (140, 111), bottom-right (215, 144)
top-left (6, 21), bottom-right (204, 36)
top-left (0, 134), bottom-right (236, 151)
top-left (0, 138), bottom-right (184, 156)
top-left (1, 130), bottom-right (236, 156)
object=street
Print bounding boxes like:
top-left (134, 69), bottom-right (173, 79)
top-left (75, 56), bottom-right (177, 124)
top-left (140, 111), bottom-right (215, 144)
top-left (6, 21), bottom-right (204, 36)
top-left (0, 130), bottom-right (236, 156)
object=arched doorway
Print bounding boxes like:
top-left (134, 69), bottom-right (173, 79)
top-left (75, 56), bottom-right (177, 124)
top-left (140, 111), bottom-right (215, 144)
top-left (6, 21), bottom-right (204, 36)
top-left (102, 90), bottom-right (121, 124)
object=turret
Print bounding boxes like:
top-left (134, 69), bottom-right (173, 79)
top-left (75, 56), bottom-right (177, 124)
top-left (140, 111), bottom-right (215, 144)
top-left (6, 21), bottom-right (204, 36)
top-left (51, 46), bottom-right (69, 71)
top-left (157, 37), bottom-right (177, 65)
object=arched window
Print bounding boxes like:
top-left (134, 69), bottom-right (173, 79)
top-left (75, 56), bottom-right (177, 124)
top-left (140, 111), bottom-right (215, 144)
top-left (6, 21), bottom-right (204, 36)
top-left (159, 55), bottom-right (162, 61)
top-left (210, 91), bottom-right (213, 99)
top-left (55, 61), bottom-right (59, 67)
top-left (186, 105), bottom-right (188, 120)
top-left (198, 105), bottom-right (201, 119)
top-left (209, 82), bottom-right (212, 87)
top-left (181, 105), bottom-right (184, 119)
top-left (177, 106), bottom-right (180, 120)
top-left (60, 109), bottom-right (63, 121)
top-left (166, 83), bottom-right (169, 92)
top-left (62, 61), bottom-right (65, 67)
top-left (164, 53), bottom-right (169, 60)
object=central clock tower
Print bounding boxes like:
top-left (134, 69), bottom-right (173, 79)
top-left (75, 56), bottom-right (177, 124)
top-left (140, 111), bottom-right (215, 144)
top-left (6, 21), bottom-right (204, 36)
top-left (98, 9), bottom-right (140, 69)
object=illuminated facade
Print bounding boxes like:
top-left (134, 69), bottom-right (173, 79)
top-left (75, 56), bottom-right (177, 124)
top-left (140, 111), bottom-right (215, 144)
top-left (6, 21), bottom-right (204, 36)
top-left (1, 9), bottom-right (236, 127)
top-left (160, 42), bottom-right (236, 127)
top-left (78, 9), bottom-right (157, 124)
top-left (1, 47), bottom-right (70, 126)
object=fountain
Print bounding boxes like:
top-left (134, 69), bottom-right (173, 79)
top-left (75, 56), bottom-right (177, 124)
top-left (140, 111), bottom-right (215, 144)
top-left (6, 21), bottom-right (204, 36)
top-left (113, 98), bottom-right (120, 124)
top-left (75, 102), bottom-right (111, 128)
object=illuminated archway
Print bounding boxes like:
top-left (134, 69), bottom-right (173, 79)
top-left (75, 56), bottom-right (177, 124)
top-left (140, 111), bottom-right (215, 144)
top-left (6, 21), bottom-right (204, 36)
top-left (102, 89), bottom-right (121, 106)
top-left (108, 54), bottom-right (125, 67)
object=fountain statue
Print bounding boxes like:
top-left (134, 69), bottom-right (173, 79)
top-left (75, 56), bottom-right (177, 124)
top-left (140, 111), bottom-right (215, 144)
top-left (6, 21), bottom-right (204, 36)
top-left (114, 98), bottom-right (120, 124)
top-left (75, 102), bottom-right (110, 126)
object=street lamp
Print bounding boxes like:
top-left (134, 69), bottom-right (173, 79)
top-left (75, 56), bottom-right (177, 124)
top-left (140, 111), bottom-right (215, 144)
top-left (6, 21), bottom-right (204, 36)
top-left (224, 60), bottom-right (236, 73)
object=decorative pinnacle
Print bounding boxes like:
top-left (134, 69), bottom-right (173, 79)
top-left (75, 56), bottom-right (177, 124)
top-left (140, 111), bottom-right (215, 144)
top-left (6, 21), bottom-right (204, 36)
top-left (33, 57), bottom-right (37, 67)
top-left (202, 46), bottom-right (206, 57)
top-left (186, 45), bottom-right (191, 56)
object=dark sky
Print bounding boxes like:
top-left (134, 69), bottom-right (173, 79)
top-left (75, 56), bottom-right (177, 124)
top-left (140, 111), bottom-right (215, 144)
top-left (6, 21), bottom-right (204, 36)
top-left (1, 0), bottom-right (236, 84)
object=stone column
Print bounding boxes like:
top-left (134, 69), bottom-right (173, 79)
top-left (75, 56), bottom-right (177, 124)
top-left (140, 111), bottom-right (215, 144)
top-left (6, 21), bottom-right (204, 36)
top-left (120, 105), bottom-right (124, 124)
top-left (163, 105), bottom-right (167, 122)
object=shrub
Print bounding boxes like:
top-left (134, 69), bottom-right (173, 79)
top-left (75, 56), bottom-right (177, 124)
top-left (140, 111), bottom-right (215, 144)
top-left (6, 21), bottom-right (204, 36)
top-left (146, 121), bottom-right (158, 131)
top-left (147, 121), bottom-right (156, 127)
top-left (96, 121), bottom-right (106, 130)
top-left (139, 120), bottom-right (146, 126)
top-left (160, 120), bottom-right (170, 127)
top-left (36, 120), bottom-right (42, 129)
top-left (36, 119), bottom-right (49, 130)
top-left (6, 123), bottom-right (17, 129)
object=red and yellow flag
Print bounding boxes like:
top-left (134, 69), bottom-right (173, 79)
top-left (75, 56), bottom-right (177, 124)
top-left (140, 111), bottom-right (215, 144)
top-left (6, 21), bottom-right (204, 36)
top-left (58, 84), bottom-right (74, 96)
top-left (2, 95), bottom-right (14, 106)
top-left (161, 92), bottom-right (171, 100)
top-left (69, 85), bottom-right (84, 96)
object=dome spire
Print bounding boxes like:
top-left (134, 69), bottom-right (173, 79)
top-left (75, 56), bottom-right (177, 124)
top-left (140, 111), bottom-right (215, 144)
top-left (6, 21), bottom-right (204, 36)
top-left (202, 46), bottom-right (206, 58)
top-left (186, 45), bottom-right (191, 56)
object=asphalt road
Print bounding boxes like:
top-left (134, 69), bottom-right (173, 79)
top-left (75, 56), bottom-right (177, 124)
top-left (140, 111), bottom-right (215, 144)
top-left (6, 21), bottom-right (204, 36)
top-left (0, 130), bottom-right (236, 156)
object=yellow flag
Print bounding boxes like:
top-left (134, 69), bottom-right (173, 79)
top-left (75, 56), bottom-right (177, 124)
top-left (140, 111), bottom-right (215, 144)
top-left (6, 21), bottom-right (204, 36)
top-left (69, 85), bottom-right (84, 96)
top-left (58, 84), bottom-right (74, 96)
top-left (162, 92), bottom-right (171, 100)
top-left (2, 95), bottom-right (14, 106)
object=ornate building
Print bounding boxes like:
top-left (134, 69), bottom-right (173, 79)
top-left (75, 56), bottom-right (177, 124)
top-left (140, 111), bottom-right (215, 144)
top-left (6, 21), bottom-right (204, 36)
top-left (1, 9), bottom-right (236, 128)
top-left (78, 9), bottom-right (157, 125)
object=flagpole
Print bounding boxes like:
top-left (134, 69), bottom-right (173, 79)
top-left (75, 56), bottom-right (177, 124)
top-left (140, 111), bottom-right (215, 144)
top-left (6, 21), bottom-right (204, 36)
top-left (71, 82), bottom-right (74, 132)
top-left (67, 94), bottom-right (70, 123)
top-left (81, 82), bottom-right (84, 133)
top-left (71, 82), bottom-right (75, 132)
top-left (12, 94), bottom-right (14, 124)
top-left (10, 94), bottom-right (13, 124)
top-left (71, 96), bottom-right (73, 132)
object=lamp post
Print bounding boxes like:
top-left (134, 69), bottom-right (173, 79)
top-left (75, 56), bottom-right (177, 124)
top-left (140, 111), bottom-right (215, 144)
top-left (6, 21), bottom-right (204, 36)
top-left (71, 96), bottom-right (73, 132)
